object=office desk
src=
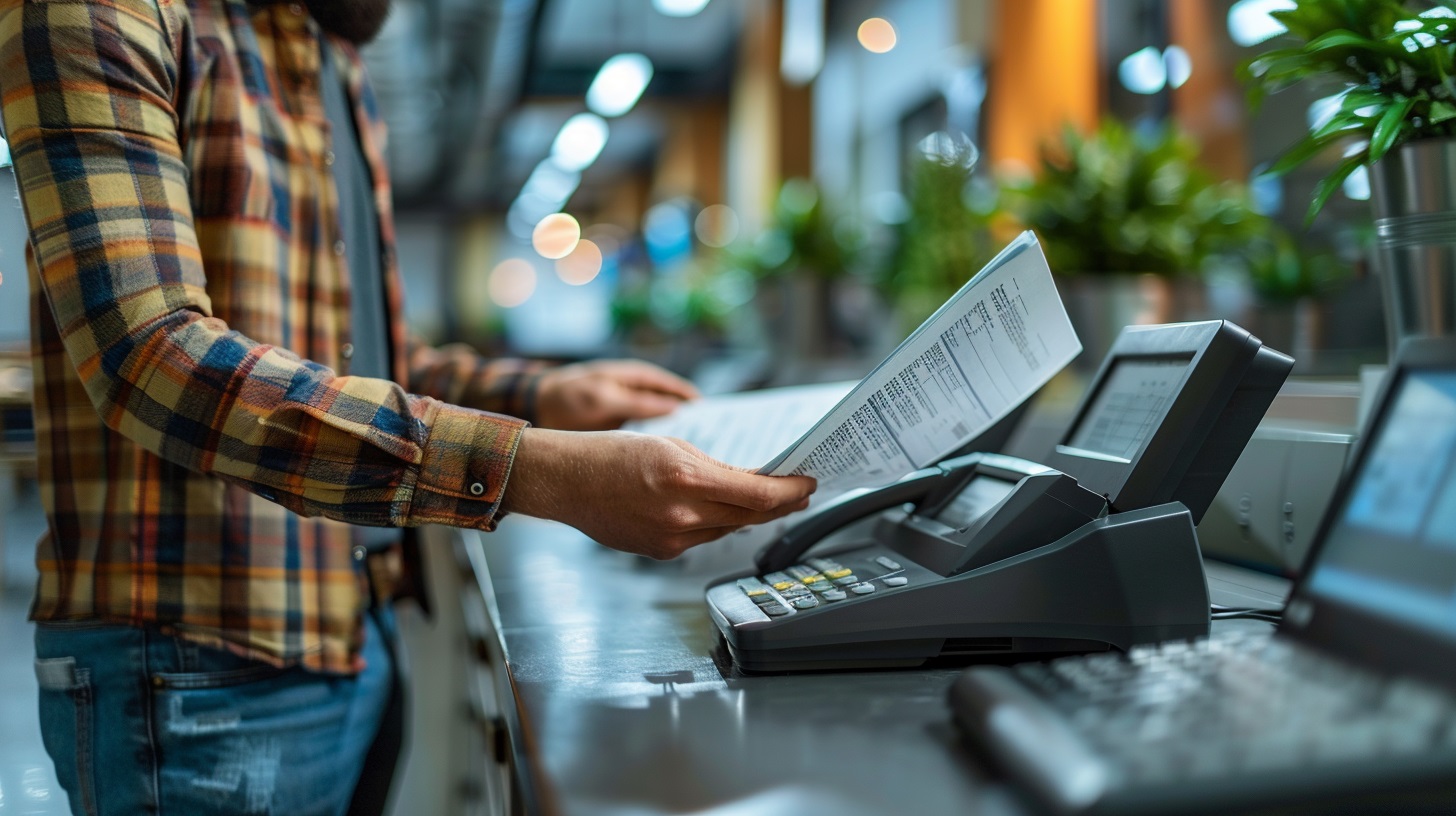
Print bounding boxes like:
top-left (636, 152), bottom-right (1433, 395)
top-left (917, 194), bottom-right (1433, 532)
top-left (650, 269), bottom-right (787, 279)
top-left (452, 517), bottom-right (1286, 816)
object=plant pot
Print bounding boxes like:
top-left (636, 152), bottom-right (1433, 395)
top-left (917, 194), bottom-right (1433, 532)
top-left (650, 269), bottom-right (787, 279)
top-left (1056, 274), bottom-right (1209, 366)
top-left (1370, 139), bottom-right (1456, 356)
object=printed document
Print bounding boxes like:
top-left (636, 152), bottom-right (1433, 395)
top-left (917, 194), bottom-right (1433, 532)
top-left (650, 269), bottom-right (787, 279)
top-left (630, 231), bottom-right (1081, 491)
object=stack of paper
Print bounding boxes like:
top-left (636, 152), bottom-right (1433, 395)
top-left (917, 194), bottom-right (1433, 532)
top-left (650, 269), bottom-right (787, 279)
top-left (627, 231), bottom-right (1082, 492)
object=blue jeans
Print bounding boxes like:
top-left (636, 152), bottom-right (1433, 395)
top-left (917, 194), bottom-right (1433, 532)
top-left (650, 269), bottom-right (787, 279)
top-left (33, 607), bottom-right (398, 816)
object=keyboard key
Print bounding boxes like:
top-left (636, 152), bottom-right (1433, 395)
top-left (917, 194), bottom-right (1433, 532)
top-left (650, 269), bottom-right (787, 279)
top-left (875, 556), bottom-right (902, 570)
top-left (762, 603), bottom-right (790, 617)
top-left (833, 575), bottom-right (860, 586)
top-left (851, 583), bottom-right (876, 595)
top-left (823, 590), bottom-right (847, 602)
top-left (883, 576), bottom-right (908, 587)
top-left (792, 597), bottom-right (819, 610)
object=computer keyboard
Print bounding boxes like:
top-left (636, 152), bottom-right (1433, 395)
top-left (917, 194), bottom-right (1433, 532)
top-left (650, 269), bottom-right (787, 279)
top-left (952, 630), bottom-right (1456, 813)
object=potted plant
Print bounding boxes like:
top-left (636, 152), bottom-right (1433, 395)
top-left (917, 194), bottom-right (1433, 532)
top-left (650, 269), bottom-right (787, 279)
top-left (727, 179), bottom-right (870, 360)
top-left (877, 133), bottom-right (1000, 330)
top-left (1242, 0), bottom-right (1456, 352)
top-left (998, 119), bottom-right (1279, 362)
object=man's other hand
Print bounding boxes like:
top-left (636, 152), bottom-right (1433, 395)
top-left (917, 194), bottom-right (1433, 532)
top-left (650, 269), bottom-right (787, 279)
top-left (535, 360), bottom-right (698, 431)
top-left (500, 429), bottom-right (817, 559)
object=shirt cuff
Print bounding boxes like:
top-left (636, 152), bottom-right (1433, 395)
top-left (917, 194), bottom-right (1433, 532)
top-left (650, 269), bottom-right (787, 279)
top-left (405, 400), bottom-right (528, 530)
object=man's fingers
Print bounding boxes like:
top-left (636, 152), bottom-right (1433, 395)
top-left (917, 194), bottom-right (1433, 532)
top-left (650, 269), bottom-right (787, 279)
top-left (612, 390), bottom-right (688, 420)
top-left (609, 360), bottom-right (700, 401)
top-left (697, 466), bottom-right (817, 512)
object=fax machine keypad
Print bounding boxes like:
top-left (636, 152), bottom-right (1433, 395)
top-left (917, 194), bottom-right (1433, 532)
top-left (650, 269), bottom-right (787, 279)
top-left (734, 552), bottom-right (912, 617)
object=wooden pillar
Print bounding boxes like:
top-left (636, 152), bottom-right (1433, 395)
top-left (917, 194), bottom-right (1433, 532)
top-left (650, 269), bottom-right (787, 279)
top-left (727, 0), bottom-right (814, 232)
top-left (1169, 0), bottom-right (1249, 181)
top-left (985, 0), bottom-right (1100, 174)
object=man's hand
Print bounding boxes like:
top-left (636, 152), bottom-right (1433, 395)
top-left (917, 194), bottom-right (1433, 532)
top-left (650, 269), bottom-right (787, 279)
top-left (535, 360), bottom-right (698, 431)
top-left (500, 429), bottom-right (817, 559)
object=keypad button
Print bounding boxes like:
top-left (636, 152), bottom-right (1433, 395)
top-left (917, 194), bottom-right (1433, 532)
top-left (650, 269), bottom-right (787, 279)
top-left (833, 575), bottom-right (860, 586)
top-left (883, 576), bottom-right (908, 587)
top-left (809, 582), bottom-right (835, 594)
top-left (825, 568), bottom-right (853, 579)
top-left (762, 603), bottom-right (790, 617)
top-left (822, 590), bottom-right (847, 602)
top-left (851, 583), bottom-right (875, 595)
top-left (792, 597), bottom-right (819, 610)
top-left (875, 556), bottom-right (902, 570)
top-left (771, 581), bottom-right (795, 591)
top-left (752, 595), bottom-right (777, 606)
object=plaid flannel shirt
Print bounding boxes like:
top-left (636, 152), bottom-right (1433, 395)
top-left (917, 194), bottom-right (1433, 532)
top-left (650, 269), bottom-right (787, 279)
top-left (0, 0), bottom-right (541, 673)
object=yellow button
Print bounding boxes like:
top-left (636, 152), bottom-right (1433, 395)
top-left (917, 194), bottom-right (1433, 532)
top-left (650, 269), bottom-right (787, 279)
top-left (825, 569), bottom-right (852, 579)
top-left (801, 575), bottom-right (823, 584)
top-left (772, 581), bottom-right (794, 591)
top-left (745, 589), bottom-right (767, 597)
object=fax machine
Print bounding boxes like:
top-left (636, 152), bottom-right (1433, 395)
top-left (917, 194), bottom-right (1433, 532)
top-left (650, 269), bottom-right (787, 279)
top-left (706, 320), bottom-right (1294, 672)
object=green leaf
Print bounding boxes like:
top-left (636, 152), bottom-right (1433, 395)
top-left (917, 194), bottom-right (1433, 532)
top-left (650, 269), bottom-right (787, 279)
top-left (1266, 129), bottom-right (1352, 177)
top-left (1431, 100), bottom-right (1456, 124)
top-left (1369, 96), bottom-right (1415, 161)
top-left (1305, 153), bottom-right (1368, 226)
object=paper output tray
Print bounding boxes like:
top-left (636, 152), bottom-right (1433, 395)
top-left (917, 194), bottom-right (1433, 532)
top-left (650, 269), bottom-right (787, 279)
top-left (706, 503), bottom-right (1211, 672)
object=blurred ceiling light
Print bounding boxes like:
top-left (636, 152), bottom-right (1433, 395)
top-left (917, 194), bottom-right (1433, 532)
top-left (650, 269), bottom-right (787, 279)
top-left (551, 113), bottom-right (609, 172)
top-left (532, 213), bottom-right (581, 260)
top-left (1306, 91), bottom-right (1347, 133)
top-left (1163, 46), bottom-right (1192, 89)
top-left (488, 258), bottom-right (537, 308)
top-left (857, 17), bottom-right (896, 53)
top-left (555, 239), bottom-right (604, 285)
top-left (1227, 0), bottom-right (1294, 47)
top-left (694, 204), bottom-right (740, 248)
top-left (1118, 46), bottom-right (1166, 95)
top-left (653, 0), bottom-right (709, 17)
top-left (1343, 142), bottom-right (1371, 200)
top-left (780, 0), bottom-right (824, 85)
top-left (587, 54), bottom-right (654, 118)
top-left (521, 159), bottom-right (581, 208)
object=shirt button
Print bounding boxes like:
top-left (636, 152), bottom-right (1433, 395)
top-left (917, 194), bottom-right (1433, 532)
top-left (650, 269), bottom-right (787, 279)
top-left (351, 544), bottom-right (367, 562)
top-left (288, 2), bottom-right (304, 15)
top-left (469, 482), bottom-right (486, 497)
top-left (341, 343), bottom-right (355, 360)
top-left (333, 240), bottom-right (346, 257)
top-left (324, 150), bottom-right (336, 167)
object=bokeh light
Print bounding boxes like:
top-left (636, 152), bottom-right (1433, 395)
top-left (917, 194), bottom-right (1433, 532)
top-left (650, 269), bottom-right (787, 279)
top-left (531, 213), bottom-right (581, 259)
top-left (694, 204), bottom-right (740, 248)
top-left (487, 258), bottom-right (537, 308)
top-left (653, 0), bottom-right (709, 17)
top-left (555, 239), bottom-right (604, 286)
top-left (857, 18), bottom-right (896, 53)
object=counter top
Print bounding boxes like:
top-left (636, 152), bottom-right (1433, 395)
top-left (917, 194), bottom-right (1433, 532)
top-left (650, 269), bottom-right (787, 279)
top-left (461, 517), bottom-right (1284, 816)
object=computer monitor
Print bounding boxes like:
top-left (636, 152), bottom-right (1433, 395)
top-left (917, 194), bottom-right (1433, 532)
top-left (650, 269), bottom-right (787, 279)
top-left (1289, 337), bottom-right (1456, 691)
top-left (1047, 320), bottom-right (1293, 523)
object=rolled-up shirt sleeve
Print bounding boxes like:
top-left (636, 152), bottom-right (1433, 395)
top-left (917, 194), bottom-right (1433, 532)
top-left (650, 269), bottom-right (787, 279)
top-left (0, 0), bottom-right (524, 530)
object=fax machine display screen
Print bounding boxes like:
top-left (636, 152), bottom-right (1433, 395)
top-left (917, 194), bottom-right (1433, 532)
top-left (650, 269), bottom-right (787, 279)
top-left (1065, 357), bottom-right (1189, 461)
top-left (1308, 370), bottom-right (1456, 641)
top-left (936, 475), bottom-right (1016, 529)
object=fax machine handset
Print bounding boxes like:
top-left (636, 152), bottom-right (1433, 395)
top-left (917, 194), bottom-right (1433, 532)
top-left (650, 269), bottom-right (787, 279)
top-left (755, 452), bottom-right (1108, 576)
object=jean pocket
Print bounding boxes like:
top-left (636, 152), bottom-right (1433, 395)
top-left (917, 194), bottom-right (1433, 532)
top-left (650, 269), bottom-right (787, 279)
top-left (151, 663), bottom-right (292, 691)
top-left (34, 657), bottom-right (97, 816)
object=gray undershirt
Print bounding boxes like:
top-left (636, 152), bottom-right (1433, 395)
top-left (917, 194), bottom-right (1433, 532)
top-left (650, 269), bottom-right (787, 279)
top-left (321, 44), bottom-right (398, 550)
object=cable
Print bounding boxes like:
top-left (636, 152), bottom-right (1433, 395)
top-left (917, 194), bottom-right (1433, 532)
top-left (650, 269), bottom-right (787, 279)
top-left (1210, 609), bottom-right (1283, 624)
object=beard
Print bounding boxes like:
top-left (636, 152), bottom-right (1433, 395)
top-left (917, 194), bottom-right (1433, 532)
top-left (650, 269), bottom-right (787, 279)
top-left (307, 0), bottom-right (392, 44)
top-left (306, 0), bottom-right (392, 44)
top-left (254, 0), bottom-right (393, 45)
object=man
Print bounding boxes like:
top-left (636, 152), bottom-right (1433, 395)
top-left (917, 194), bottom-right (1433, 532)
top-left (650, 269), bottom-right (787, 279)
top-left (0, 1), bottom-right (815, 814)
